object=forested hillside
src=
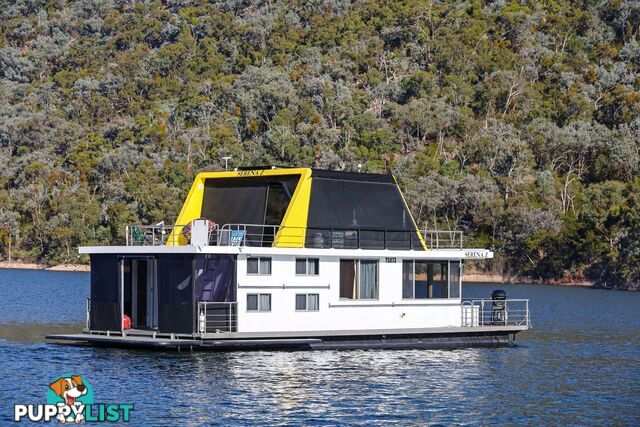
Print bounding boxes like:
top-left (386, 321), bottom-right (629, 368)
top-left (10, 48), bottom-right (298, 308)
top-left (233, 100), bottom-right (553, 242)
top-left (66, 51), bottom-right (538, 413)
top-left (1, 1), bottom-right (639, 288)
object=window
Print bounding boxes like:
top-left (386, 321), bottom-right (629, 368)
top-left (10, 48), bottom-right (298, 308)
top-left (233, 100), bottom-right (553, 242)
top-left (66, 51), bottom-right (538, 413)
top-left (247, 257), bottom-right (271, 275)
top-left (295, 294), bottom-right (319, 311)
top-left (247, 293), bottom-right (271, 311)
top-left (449, 261), bottom-right (461, 298)
top-left (403, 260), bottom-right (450, 299)
top-left (339, 259), bottom-right (378, 299)
top-left (296, 258), bottom-right (319, 275)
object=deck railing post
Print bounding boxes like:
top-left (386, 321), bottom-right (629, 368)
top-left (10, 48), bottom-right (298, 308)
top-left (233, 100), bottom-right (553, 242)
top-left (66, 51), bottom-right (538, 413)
top-left (504, 300), bottom-right (508, 325)
top-left (86, 298), bottom-right (90, 330)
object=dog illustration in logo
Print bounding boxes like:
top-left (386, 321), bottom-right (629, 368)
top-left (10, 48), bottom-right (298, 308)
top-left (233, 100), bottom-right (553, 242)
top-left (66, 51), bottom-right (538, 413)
top-left (49, 375), bottom-right (87, 423)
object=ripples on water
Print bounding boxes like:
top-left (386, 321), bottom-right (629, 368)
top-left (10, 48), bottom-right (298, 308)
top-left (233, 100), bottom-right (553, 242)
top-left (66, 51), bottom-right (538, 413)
top-left (1, 269), bottom-right (639, 425)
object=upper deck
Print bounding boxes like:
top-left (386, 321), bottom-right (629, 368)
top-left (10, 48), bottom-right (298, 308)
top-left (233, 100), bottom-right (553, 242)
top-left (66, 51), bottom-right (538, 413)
top-left (80, 167), bottom-right (491, 259)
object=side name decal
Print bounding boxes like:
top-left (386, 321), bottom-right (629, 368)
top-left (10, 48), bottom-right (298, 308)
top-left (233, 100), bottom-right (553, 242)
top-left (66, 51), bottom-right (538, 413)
top-left (464, 251), bottom-right (489, 259)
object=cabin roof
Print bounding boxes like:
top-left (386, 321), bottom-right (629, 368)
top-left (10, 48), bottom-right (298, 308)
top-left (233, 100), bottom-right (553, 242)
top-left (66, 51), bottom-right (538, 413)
top-left (173, 167), bottom-right (426, 250)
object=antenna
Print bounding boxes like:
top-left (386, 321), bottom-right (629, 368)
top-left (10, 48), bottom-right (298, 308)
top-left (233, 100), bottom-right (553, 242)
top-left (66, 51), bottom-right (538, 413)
top-left (221, 156), bottom-right (232, 171)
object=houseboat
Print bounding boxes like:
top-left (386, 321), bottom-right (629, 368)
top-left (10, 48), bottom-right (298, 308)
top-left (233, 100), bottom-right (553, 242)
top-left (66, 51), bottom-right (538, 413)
top-left (47, 167), bottom-right (530, 350)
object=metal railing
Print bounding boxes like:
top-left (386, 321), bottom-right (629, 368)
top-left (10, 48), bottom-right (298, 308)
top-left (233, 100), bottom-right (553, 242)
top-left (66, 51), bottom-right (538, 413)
top-left (217, 223), bottom-right (435, 250)
top-left (126, 222), bottom-right (465, 250)
top-left (197, 302), bottom-right (238, 333)
top-left (125, 223), bottom-right (219, 246)
top-left (126, 224), bottom-right (187, 246)
top-left (85, 298), bottom-right (91, 331)
top-left (461, 299), bottom-right (530, 328)
top-left (424, 230), bottom-right (463, 249)
top-left (217, 223), bottom-right (298, 247)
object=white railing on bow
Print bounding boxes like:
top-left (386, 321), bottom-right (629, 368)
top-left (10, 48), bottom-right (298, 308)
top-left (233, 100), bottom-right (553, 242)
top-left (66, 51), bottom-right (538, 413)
top-left (423, 230), bottom-right (463, 249)
top-left (197, 302), bottom-right (238, 333)
top-left (461, 299), bottom-right (530, 328)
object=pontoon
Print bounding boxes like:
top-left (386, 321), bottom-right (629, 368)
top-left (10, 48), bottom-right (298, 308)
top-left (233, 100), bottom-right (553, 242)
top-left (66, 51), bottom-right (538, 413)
top-left (47, 167), bottom-right (530, 350)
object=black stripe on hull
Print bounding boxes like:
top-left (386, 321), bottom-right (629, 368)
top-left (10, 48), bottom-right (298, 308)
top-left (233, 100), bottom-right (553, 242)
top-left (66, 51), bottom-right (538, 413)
top-left (47, 330), bottom-right (519, 351)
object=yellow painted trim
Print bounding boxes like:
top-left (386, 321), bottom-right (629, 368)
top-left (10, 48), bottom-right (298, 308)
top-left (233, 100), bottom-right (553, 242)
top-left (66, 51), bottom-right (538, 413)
top-left (168, 174), bottom-right (206, 246)
top-left (274, 168), bottom-right (312, 248)
top-left (392, 175), bottom-right (428, 250)
top-left (169, 168), bottom-right (312, 246)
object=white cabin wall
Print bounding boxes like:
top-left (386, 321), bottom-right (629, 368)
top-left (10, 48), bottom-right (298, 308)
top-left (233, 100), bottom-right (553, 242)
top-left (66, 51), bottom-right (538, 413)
top-left (236, 253), bottom-right (462, 333)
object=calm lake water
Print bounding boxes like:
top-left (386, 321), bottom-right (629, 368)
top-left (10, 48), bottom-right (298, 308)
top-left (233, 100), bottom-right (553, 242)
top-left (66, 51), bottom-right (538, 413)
top-left (0, 268), bottom-right (639, 425)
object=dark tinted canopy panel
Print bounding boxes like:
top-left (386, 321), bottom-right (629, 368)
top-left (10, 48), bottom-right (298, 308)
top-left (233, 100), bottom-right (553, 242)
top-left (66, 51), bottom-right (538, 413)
top-left (196, 254), bottom-right (236, 303)
top-left (201, 175), bottom-right (300, 226)
top-left (89, 254), bottom-right (120, 331)
top-left (156, 254), bottom-right (194, 334)
top-left (306, 170), bottom-right (423, 250)
top-left (307, 175), bottom-right (414, 230)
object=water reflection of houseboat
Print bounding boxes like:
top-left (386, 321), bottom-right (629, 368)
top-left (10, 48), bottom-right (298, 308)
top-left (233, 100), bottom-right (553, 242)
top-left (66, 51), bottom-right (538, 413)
top-left (47, 167), bottom-right (530, 350)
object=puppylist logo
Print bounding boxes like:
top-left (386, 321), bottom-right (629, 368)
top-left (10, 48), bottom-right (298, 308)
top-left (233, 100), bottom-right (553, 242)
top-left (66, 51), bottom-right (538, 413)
top-left (13, 374), bottom-right (134, 423)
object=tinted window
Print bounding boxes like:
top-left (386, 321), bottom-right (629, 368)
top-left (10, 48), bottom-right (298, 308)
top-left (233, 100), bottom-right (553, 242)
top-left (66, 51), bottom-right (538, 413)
top-left (295, 294), bottom-right (306, 310)
top-left (295, 259), bottom-right (306, 275)
top-left (247, 294), bottom-right (258, 311)
top-left (247, 258), bottom-right (259, 274)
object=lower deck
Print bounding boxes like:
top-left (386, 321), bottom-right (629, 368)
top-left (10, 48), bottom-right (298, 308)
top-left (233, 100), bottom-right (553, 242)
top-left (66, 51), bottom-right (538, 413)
top-left (47, 325), bottom-right (527, 351)
top-left (67, 245), bottom-right (530, 351)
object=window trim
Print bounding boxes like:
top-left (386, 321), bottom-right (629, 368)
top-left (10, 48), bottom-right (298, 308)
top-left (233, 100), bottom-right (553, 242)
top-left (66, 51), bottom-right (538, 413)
top-left (246, 257), bottom-right (272, 275)
top-left (339, 258), bottom-right (379, 301)
top-left (402, 260), bottom-right (453, 300)
top-left (295, 293), bottom-right (320, 311)
top-left (295, 257), bottom-right (320, 276)
top-left (246, 293), bottom-right (271, 312)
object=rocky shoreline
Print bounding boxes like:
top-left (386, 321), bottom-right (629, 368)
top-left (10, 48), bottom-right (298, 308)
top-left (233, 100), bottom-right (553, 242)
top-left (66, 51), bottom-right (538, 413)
top-left (462, 273), bottom-right (594, 287)
top-left (0, 261), bottom-right (90, 272)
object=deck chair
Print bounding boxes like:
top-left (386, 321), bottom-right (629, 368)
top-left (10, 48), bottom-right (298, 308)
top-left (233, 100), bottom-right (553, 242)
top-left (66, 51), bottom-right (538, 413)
top-left (130, 225), bottom-right (151, 245)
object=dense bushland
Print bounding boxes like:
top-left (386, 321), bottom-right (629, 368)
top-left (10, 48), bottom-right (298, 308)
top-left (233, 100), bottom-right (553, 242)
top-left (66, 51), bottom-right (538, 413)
top-left (1, 1), bottom-right (639, 288)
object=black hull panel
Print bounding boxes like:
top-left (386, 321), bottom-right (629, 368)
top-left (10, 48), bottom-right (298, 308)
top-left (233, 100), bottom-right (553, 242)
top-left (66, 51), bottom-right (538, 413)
top-left (46, 330), bottom-right (519, 351)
